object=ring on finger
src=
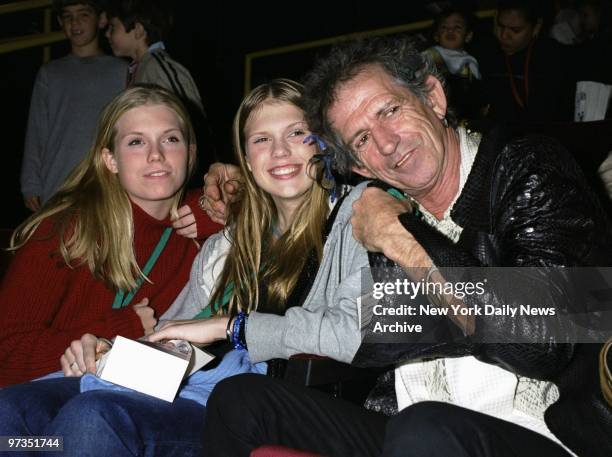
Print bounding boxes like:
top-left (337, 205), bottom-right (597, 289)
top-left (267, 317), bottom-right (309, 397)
top-left (198, 194), bottom-right (207, 210)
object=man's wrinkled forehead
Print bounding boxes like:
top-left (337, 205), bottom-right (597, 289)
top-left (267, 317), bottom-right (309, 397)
top-left (327, 64), bottom-right (407, 141)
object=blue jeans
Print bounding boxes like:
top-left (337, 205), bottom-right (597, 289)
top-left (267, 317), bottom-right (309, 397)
top-left (0, 377), bottom-right (204, 457)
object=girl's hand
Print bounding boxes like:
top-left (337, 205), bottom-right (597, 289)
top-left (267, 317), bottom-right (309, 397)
top-left (172, 204), bottom-right (197, 239)
top-left (60, 333), bottom-right (112, 376)
top-left (148, 316), bottom-right (230, 345)
top-left (133, 298), bottom-right (157, 335)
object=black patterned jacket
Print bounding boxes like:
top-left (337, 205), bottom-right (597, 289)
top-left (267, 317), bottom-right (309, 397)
top-left (353, 127), bottom-right (612, 457)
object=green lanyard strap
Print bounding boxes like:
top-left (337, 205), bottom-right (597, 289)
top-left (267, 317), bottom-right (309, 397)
top-left (192, 281), bottom-right (234, 319)
top-left (387, 188), bottom-right (406, 200)
top-left (112, 227), bottom-right (173, 309)
top-left (387, 187), bottom-right (421, 218)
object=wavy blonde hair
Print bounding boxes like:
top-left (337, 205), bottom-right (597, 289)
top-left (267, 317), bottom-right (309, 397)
top-left (209, 79), bottom-right (329, 315)
top-left (11, 85), bottom-right (196, 291)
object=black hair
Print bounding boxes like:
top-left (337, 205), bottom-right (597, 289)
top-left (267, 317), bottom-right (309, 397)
top-left (432, 7), bottom-right (475, 33)
top-left (52, 0), bottom-right (106, 17)
top-left (106, 0), bottom-right (171, 44)
top-left (303, 36), bottom-right (454, 175)
top-left (497, 0), bottom-right (544, 25)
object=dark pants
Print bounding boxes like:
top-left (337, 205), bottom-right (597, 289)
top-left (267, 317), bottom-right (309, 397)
top-left (203, 373), bottom-right (387, 457)
top-left (0, 377), bottom-right (204, 457)
top-left (383, 401), bottom-right (572, 457)
top-left (203, 374), bottom-right (573, 457)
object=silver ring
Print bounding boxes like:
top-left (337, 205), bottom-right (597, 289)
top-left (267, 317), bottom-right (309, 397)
top-left (70, 362), bottom-right (79, 369)
top-left (198, 194), bottom-right (207, 210)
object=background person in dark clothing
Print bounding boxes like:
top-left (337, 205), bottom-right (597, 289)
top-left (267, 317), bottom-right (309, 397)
top-left (574, 0), bottom-right (612, 84)
top-left (480, 0), bottom-right (575, 124)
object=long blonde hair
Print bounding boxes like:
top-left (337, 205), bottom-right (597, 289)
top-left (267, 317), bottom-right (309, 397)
top-left (11, 85), bottom-right (196, 291)
top-left (210, 79), bottom-right (329, 315)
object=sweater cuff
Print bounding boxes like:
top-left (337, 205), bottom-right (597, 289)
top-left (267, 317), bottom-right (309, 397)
top-left (245, 312), bottom-right (287, 363)
top-left (104, 307), bottom-right (145, 339)
top-left (398, 212), bottom-right (479, 267)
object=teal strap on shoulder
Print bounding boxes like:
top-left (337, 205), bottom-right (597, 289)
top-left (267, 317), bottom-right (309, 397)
top-left (387, 188), bottom-right (422, 218)
top-left (112, 227), bottom-right (173, 309)
top-left (192, 280), bottom-right (235, 319)
top-left (192, 306), bottom-right (213, 319)
top-left (387, 188), bottom-right (406, 200)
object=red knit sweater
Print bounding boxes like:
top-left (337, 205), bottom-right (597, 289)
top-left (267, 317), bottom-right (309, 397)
top-left (0, 193), bottom-right (221, 387)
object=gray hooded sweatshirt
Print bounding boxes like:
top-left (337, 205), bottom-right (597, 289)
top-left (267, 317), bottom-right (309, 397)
top-left (160, 182), bottom-right (370, 364)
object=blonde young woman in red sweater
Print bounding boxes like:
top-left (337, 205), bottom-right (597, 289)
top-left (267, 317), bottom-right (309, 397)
top-left (0, 85), bottom-right (220, 387)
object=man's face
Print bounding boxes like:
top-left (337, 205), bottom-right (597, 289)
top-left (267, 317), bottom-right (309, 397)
top-left (327, 65), bottom-right (448, 198)
top-left (58, 4), bottom-right (101, 49)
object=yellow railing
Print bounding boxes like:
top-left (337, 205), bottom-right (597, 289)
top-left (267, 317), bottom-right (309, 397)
top-left (0, 0), bottom-right (49, 14)
top-left (0, 2), bottom-right (494, 87)
top-left (0, 0), bottom-right (65, 61)
top-left (244, 9), bottom-right (495, 94)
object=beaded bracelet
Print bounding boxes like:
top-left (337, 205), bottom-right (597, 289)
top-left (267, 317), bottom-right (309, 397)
top-left (238, 313), bottom-right (248, 348)
top-left (231, 312), bottom-right (248, 350)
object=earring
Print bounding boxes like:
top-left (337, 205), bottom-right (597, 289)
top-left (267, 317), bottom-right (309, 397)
top-left (442, 116), bottom-right (449, 128)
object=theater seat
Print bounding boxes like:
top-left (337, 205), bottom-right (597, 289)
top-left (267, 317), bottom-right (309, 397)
top-left (250, 445), bottom-right (324, 457)
top-left (284, 353), bottom-right (376, 398)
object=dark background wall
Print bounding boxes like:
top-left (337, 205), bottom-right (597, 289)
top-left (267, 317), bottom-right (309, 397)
top-left (0, 0), bottom-right (496, 229)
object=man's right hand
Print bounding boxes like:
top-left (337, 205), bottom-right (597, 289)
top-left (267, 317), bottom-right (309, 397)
top-left (24, 196), bottom-right (41, 212)
top-left (200, 163), bottom-right (242, 224)
top-left (133, 298), bottom-right (157, 335)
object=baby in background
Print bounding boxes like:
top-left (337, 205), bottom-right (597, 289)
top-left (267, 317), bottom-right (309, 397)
top-left (424, 8), bottom-right (481, 80)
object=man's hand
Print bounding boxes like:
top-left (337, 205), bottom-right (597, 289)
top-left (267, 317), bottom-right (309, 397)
top-left (352, 187), bottom-right (412, 253)
top-left (200, 163), bottom-right (242, 224)
top-left (24, 196), bottom-right (41, 212)
top-left (133, 298), bottom-right (157, 335)
top-left (352, 187), bottom-right (431, 268)
top-left (353, 189), bottom-right (473, 330)
top-left (172, 204), bottom-right (197, 239)
top-left (60, 333), bottom-right (112, 376)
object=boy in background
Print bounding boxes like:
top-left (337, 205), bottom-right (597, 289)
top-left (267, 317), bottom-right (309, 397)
top-left (105, 0), bottom-right (216, 170)
top-left (21, 0), bottom-right (127, 211)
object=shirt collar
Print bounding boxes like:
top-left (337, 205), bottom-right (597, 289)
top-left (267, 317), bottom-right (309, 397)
top-left (148, 41), bottom-right (166, 52)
